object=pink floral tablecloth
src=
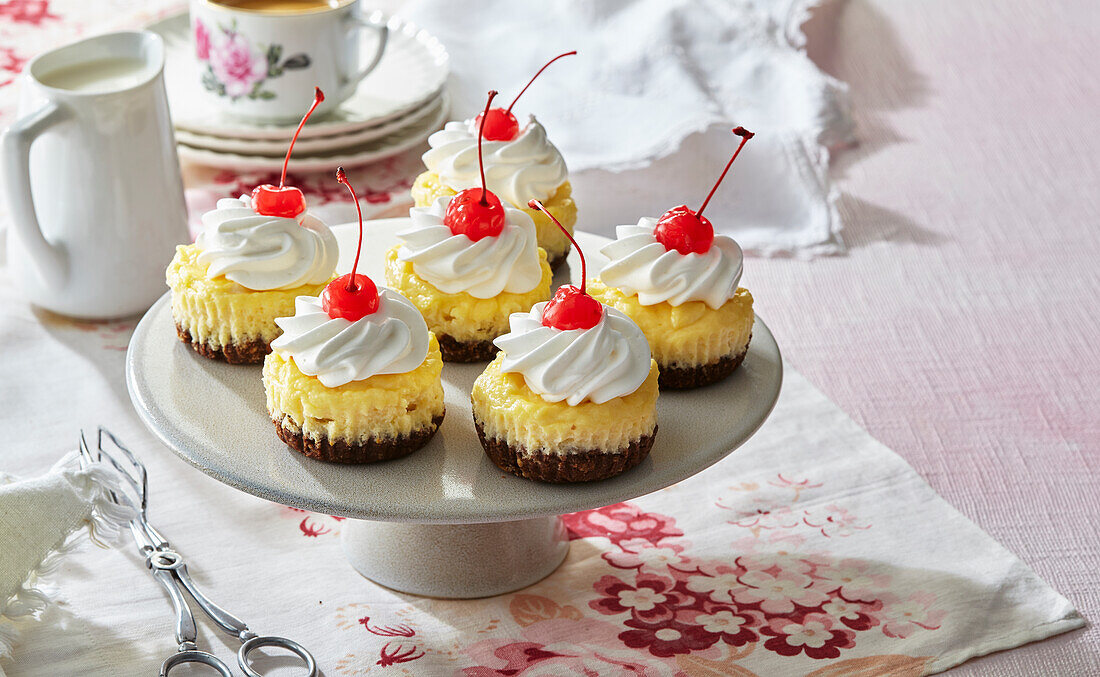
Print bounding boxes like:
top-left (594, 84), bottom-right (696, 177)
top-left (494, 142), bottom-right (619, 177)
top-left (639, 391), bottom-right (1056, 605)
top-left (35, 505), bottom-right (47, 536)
top-left (0, 1), bottom-right (1094, 676)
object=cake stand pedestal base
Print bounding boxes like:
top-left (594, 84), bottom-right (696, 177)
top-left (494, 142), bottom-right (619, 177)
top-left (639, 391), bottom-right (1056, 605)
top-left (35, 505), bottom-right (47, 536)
top-left (341, 516), bottom-right (570, 599)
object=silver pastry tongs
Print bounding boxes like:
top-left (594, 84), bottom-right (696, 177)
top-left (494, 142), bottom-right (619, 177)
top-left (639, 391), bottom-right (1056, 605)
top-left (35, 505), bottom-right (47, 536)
top-left (77, 427), bottom-right (317, 677)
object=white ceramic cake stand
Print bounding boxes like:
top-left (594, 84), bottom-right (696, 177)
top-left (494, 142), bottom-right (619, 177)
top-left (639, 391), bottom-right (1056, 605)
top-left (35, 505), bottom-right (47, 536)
top-left (126, 221), bottom-right (782, 598)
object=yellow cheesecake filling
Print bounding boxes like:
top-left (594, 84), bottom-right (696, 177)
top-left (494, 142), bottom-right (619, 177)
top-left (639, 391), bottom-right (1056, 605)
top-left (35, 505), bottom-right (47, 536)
top-left (263, 333), bottom-right (445, 444)
top-left (167, 244), bottom-right (330, 349)
top-left (587, 279), bottom-right (754, 367)
top-left (471, 355), bottom-right (659, 453)
top-left (411, 171), bottom-right (578, 263)
top-left (384, 246), bottom-right (553, 343)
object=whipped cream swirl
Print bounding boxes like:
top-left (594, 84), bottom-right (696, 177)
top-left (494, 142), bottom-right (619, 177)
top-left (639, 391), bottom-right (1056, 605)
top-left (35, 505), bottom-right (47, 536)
top-left (271, 290), bottom-right (430, 388)
top-left (196, 195), bottom-right (337, 291)
top-left (599, 218), bottom-right (744, 309)
top-left (422, 116), bottom-right (567, 206)
top-left (397, 196), bottom-right (543, 298)
top-left (494, 302), bottom-right (651, 406)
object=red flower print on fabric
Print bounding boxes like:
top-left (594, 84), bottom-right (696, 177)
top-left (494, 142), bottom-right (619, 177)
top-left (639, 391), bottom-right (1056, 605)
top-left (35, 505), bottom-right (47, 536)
top-left (359, 616), bottom-right (416, 637)
top-left (0, 0), bottom-right (58, 25)
top-left (563, 502), bottom-right (683, 547)
top-left (760, 613), bottom-right (856, 659)
top-left (298, 516), bottom-right (330, 537)
top-left (567, 496), bottom-right (944, 664)
top-left (878, 592), bottom-right (946, 638)
top-left (376, 642), bottom-right (424, 667)
top-left (619, 616), bottom-right (719, 657)
top-left (0, 47), bottom-right (26, 87)
top-left (591, 573), bottom-right (688, 623)
top-left (212, 169), bottom-right (410, 207)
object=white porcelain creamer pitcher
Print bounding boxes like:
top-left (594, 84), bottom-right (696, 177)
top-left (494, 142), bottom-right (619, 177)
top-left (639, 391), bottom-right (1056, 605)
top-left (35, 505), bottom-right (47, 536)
top-left (2, 31), bottom-right (188, 319)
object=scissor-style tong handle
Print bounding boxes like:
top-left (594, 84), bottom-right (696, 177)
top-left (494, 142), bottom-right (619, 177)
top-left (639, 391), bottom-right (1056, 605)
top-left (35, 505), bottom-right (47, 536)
top-left (146, 551), bottom-right (236, 677)
top-left (148, 548), bottom-right (318, 677)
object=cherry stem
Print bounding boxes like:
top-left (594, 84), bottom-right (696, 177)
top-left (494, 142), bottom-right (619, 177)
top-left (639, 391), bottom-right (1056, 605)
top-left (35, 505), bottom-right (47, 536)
top-left (697, 126), bottom-right (755, 219)
top-left (507, 51), bottom-right (577, 115)
top-left (476, 90), bottom-right (498, 207)
top-left (336, 166), bottom-right (364, 293)
top-left (529, 199), bottom-right (586, 294)
top-left (280, 87), bottom-right (325, 188)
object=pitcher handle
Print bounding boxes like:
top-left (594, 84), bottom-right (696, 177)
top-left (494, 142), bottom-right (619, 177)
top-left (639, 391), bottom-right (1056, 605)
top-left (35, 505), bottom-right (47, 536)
top-left (2, 100), bottom-right (70, 289)
top-left (339, 10), bottom-right (389, 99)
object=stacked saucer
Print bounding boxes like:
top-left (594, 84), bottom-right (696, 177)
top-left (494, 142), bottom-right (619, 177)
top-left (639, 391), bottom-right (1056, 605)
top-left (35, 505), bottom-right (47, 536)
top-left (146, 11), bottom-right (449, 172)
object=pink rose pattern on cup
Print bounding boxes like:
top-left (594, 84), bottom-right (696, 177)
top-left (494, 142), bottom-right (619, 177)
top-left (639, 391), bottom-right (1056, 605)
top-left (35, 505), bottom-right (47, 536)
top-left (311, 475), bottom-right (945, 675)
top-left (193, 18), bottom-right (310, 101)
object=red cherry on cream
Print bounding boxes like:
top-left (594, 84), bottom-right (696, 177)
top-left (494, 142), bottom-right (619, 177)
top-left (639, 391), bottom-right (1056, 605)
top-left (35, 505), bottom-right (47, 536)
top-left (653, 205), bottom-right (714, 255)
top-left (473, 51), bottom-right (576, 142)
top-left (252, 187), bottom-right (307, 220)
top-left (321, 167), bottom-right (380, 322)
top-left (540, 284), bottom-right (603, 331)
top-left (528, 199), bottom-right (603, 331)
top-left (653, 126), bottom-right (754, 255)
top-left (444, 90), bottom-right (506, 241)
top-left (252, 87), bottom-right (325, 219)
top-left (321, 273), bottom-right (378, 320)
top-left (477, 108), bottom-right (520, 143)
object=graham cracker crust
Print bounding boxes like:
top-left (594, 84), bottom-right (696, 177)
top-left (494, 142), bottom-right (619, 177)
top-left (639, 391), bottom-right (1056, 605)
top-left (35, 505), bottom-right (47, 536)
top-left (475, 417), bottom-right (656, 483)
top-left (438, 333), bottom-right (498, 363)
top-left (658, 336), bottom-right (751, 390)
top-left (274, 413), bottom-right (445, 464)
top-left (176, 324), bottom-right (270, 365)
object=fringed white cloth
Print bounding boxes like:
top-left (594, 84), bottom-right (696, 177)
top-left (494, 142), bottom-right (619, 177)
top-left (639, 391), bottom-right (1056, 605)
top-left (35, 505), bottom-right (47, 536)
top-left (0, 456), bottom-right (135, 666)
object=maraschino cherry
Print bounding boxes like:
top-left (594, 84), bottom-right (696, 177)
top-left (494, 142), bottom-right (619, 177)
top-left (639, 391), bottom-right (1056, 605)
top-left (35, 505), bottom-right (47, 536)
top-left (320, 167), bottom-right (379, 322)
top-left (443, 90), bottom-right (506, 241)
top-left (653, 126), bottom-right (754, 255)
top-left (251, 87), bottom-right (325, 219)
top-left (529, 199), bottom-right (603, 331)
top-left (474, 51), bottom-right (576, 142)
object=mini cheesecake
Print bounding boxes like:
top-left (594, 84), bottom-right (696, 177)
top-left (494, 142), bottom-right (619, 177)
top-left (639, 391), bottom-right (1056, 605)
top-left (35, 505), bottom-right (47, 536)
top-left (413, 53), bottom-right (578, 269)
top-left (588, 128), bottom-right (756, 389)
top-left (263, 168), bottom-right (444, 463)
top-left (167, 195), bottom-right (337, 364)
top-left (168, 89), bottom-right (336, 364)
top-left (471, 202), bottom-right (657, 483)
top-left (264, 292), bottom-right (445, 463)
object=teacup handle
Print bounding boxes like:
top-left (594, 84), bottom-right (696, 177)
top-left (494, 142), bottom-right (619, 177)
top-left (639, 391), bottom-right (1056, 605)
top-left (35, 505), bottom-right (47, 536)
top-left (1, 100), bottom-right (70, 289)
top-left (340, 11), bottom-right (389, 98)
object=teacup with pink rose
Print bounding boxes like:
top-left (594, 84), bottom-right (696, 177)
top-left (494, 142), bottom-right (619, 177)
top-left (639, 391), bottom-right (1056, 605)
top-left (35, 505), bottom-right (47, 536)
top-left (189, 0), bottom-right (387, 123)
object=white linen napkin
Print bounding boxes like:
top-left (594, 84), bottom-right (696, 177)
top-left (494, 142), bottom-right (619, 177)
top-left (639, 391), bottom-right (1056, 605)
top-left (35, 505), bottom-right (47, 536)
top-left (0, 456), bottom-right (134, 675)
top-left (399, 0), bottom-right (852, 255)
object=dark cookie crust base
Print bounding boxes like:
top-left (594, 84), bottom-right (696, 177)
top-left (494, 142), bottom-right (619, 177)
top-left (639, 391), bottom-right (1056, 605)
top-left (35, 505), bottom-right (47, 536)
top-left (548, 248), bottom-right (569, 271)
top-left (657, 336), bottom-right (751, 390)
top-left (275, 413), bottom-right (444, 464)
top-left (475, 418), bottom-right (656, 483)
top-left (176, 324), bottom-right (270, 365)
top-left (438, 333), bottom-right (498, 363)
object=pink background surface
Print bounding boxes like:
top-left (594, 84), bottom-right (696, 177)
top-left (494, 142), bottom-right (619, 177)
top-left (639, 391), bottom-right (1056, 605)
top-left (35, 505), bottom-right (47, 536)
top-left (746, 1), bottom-right (1099, 673)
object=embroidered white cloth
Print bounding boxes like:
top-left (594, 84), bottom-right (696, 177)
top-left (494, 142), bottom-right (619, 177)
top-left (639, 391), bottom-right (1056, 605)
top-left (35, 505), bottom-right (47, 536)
top-left (0, 281), bottom-right (1082, 674)
top-left (399, 0), bottom-right (852, 255)
top-left (0, 457), bottom-right (133, 677)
